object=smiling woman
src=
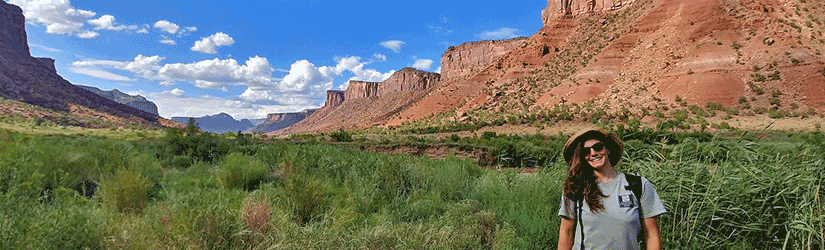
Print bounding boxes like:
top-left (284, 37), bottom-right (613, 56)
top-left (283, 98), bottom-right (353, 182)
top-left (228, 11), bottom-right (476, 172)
top-left (557, 128), bottom-right (667, 250)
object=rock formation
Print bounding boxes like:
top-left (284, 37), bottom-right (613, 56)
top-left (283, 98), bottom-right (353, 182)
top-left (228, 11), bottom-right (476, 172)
top-left (78, 85), bottom-right (160, 115)
top-left (248, 109), bottom-right (316, 133)
top-left (271, 68), bottom-right (440, 134)
top-left (378, 67), bottom-right (441, 95)
top-left (344, 81), bottom-right (381, 100)
top-left (441, 39), bottom-right (525, 80)
top-left (542, 0), bottom-right (635, 25)
top-left (0, 2), bottom-right (28, 56)
top-left (326, 90), bottom-right (345, 106)
top-left (0, 1), bottom-right (160, 123)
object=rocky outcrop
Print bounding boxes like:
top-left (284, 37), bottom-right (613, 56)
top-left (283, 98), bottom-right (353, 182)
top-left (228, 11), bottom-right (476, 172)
top-left (441, 39), bottom-right (524, 80)
top-left (78, 85), bottom-right (160, 115)
top-left (326, 90), bottom-right (345, 106)
top-left (344, 81), bottom-right (381, 100)
top-left (248, 109), bottom-right (316, 133)
top-left (35, 57), bottom-right (56, 73)
top-left (378, 68), bottom-right (441, 95)
top-left (0, 1), bottom-right (160, 123)
top-left (0, 1), bottom-right (28, 56)
top-left (335, 68), bottom-right (441, 104)
top-left (272, 68), bottom-right (441, 134)
top-left (542, 0), bottom-right (635, 25)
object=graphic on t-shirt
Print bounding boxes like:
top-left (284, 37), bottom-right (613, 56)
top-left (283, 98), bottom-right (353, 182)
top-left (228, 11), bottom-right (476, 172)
top-left (618, 194), bottom-right (635, 208)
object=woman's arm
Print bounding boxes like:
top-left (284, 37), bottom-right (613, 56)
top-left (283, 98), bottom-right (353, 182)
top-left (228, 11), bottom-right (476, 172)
top-left (558, 217), bottom-right (576, 250)
top-left (643, 217), bottom-right (662, 250)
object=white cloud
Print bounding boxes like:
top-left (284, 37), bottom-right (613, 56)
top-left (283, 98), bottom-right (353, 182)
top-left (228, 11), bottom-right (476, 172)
top-left (29, 44), bottom-right (62, 53)
top-left (477, 27), bottom-right (520, 40)
top-left (157, 56), bottom-right (273, 89)
top-left (240, 56), bottom-right (394, 102)
top-left (380, 40), bottom-right (405, 53)
top-left (10, 0), bottom-right (96, 37)
top-left (372, 53), bottom-right (387, 62)
top-left (167, 88), bottom-right (185, 96)
top-left (76, 30), bottom-right (99, 39)
top-left (69, 67), bottom-right (135, 82)
top-left (191, 32), bottom-right (235, 54)
top-left (412, 59), bottom-right (434, 70)
top-left (145, 91), bottom-right (312, 119)
top-left (179, 26), bottom-right (197, 36)
top-left (159, 39), bottom-right (176, 45)
top-left (153, 20), bottom-right (179, 34)
top-left (136, 28), bottom-right (149, 34)
top-left (87, 14), bottom-right (135, 31)
top-left (71, 55), bottom-right (165, 81)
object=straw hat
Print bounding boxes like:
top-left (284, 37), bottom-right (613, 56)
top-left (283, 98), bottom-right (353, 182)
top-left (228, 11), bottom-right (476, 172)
top-left (563, 128), bottom-right (624, 166)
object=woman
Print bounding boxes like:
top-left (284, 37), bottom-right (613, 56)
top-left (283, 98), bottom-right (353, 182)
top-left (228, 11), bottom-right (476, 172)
top-left (557, 128), bottom-right (667, 250)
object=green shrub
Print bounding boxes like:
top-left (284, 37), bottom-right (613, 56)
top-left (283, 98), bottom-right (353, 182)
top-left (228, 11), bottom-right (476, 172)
top-left (102, 168), bottom-right (152, 213)
top-left (329, 129), bottom-right (353, 142)
top-left (216, 152), bottom-right (269, 190)
top-left (281, 173), bottom-right (330, 224)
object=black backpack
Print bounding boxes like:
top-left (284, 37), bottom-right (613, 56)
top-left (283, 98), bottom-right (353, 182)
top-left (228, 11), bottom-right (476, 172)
top-left (572, 173), bottom-right (644, 250)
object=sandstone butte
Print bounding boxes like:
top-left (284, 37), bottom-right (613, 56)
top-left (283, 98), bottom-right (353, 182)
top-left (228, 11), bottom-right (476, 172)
top-left (272, 0), bottom-right (825, 135)
top-left (0, 1), bottom-right (180, 127)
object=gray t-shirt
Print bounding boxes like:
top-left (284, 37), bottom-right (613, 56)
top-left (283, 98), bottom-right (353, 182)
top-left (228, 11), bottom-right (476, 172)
top-left (558, 172), bottom-right (667, 250)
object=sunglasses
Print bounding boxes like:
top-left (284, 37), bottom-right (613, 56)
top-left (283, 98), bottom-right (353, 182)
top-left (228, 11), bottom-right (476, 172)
top-left (582, 141), bottom-right (605, 153)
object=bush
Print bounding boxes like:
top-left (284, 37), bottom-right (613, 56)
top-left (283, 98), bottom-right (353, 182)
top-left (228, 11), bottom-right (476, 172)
top-left (216, 152), bottom-right (269, 190)
top-left (102, 168), bottom-right (152, 213)
top-left (329, 129), bottom-right (353, 142)
top-left (281, 173), bottom-right (330, 224)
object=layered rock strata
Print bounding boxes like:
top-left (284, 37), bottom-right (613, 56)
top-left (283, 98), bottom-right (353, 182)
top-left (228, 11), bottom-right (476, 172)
top-left (542, 0), bottom-right (636, 25)
top-left (273, 68), bottom-right (440, 134)
top-left (249, 109), bottom-right (316, 133)
top-left (326, 90), bottom-right (345, 106)
top-left (440, 39), bottom-right (524, 80)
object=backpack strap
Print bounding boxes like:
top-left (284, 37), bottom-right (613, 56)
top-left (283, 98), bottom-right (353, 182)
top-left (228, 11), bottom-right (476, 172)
top-left (625, 173), bottom-right (646, 244)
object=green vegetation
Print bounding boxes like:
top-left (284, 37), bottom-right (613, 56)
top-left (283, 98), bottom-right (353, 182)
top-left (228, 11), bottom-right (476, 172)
top-left (1, 123), bottom-right (824, 249)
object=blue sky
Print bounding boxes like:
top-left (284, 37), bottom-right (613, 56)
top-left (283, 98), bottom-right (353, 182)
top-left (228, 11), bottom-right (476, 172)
top-left (10, 0), bottom-right (546, 119)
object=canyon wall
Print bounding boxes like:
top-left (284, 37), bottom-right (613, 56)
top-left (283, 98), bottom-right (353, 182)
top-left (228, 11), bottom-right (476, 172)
top-left (542, 0), bottom-right (635, 26)
top-left (378, 67), bottom-right (441, 95)
top-left (326, 90), bottom-right (345, 106)
top-left (0, 1), bottom-right (160, 122)
top-left (0, 1), bottom-right (29, 56)
top-left (344, 81), bottom-right (381, 101)
top-left (333, 68), bottom-right (441, 105)
top-left (440, 39), bottom-right (524, 80)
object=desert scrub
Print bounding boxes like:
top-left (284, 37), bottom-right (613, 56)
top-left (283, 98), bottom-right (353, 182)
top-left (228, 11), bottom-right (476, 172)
top-left (102, 168), bottom-right (152, 213)
top-left (216, 152), bottom-right (269, 190)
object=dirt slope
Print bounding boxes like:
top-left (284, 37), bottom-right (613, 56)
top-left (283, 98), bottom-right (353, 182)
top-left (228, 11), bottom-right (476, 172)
top-left (384, 0), bottom-right (825, 128)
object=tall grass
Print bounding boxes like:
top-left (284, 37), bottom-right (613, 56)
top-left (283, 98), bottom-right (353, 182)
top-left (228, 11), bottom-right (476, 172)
top-left (0, 128), bottom-right (822, 249)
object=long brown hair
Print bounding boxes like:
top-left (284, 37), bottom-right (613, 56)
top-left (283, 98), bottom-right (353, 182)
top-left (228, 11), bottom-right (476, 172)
top-left (563, 140), bottom-right (608, 213)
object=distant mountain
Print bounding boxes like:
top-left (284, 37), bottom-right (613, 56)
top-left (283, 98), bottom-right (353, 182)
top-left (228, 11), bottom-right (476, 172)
top-left (77, 85), bottom-right (159, 115)
top-left (171, 113), bottom-right (255, 134)
top-left (249, 109), bottom-right (316, 133)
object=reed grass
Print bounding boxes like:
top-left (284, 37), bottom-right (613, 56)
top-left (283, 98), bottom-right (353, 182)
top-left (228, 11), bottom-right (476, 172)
top-left (0, 129), bottom-right (822, 249)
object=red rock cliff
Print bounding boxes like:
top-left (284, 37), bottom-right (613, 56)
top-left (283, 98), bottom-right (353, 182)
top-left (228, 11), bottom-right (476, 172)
top-left (379, 67), bottom-right (441, 95)
top-left (440, 39), bottom-right (524, 80)
top-left (542, 0), bottom-right (635, 25)
top-left (344, 81), bottom-right (381, 100)
top-left (325, 90), bottom-right (345, 106)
